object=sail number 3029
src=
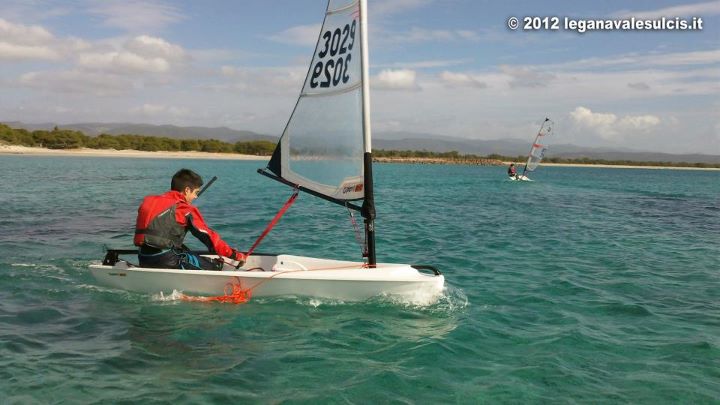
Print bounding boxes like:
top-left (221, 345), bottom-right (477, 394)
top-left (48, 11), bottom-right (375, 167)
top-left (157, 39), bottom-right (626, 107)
top-left (310, 20), bottom-right (356, 88)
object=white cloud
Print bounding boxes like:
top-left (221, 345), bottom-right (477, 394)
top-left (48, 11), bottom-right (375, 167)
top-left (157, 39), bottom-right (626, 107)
top-left (214, 65), bottom-right (305, 95)
top-left (78, 51), bottom-right (170, 73)
top-left (372, 0), bottom-right (432, 17)
top-left (373, 69), bottom-right (420, 90)
top-left (19, 70), bottom-right (133, 95)
top-left (125, 35), bottom-right (186, 61)
top-left (383, 27), bottom-right (487, 44)
top-left (373, 26), bottom-right (502, 46)
top-left (268, 24), bottom-right (321, 47)
top-left (0, 18), bottom-right (91, 61)
top-left (132, 103), bottom-right (188, 117)
top-left (396, 27), bottom-right (455, 42)
top-left (570, 106), bottom-right (660, 139)
top-left (571, 106), bottom-right (617, 130)
top-left (391, 62), bottom-right (715, 151)
top-left (76, 35), bottom-right (186, 74)
top-left (552, 50), bottom-right (720, 71)
top-left (455, 30), bottom-right (482, 41)
top-left (374, 59), bottom-right (468, 69)
top-left (615, 1), bottom-right (720, 19)
top-left (0, 18), bottom-right (54, 45)
top-left (647, 50), bottom-right (720, 66)
top-left (0, 18), bottom-right (59, 60)
top-left (439, 71), bottom-right (487, 88)
top-left (500, 65), bottom-right (556, 88)
top-left (618, 114), bottom-right (661, 131)
top-left (495, 49), bottom-right (720, 100)
top-left (0, 1), bottom-right (72, 23)
top-left (0, 42), bottom-right (60, 61)
top-left (88, 0), bottom-right (185, 33)
top-left (190, 48), bottom-right (248, 64)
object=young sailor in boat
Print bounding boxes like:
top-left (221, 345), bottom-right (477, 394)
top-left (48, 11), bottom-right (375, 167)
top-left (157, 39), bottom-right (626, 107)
top-left (134, 169), bottom-right (246, 270)
top-left (507, 163), bottom-right (518, 179)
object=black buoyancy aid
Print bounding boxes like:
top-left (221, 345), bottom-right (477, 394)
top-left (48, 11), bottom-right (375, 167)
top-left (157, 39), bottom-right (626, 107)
top-left (134, 194), bottom-right (187, 249)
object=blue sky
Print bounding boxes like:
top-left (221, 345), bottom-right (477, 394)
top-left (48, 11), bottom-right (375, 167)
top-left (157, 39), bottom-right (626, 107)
top-left (1, 0), bottom-right (718, 154)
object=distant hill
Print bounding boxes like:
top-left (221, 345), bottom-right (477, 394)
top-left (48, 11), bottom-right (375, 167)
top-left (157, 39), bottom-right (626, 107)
top-left (4, 122), bottom-right (719, 164)
top-left (374, 136), bottom-right (528, 156)
top-left (551, 150), bottom-right (720, 164)
top-left (3, 121), bottom-right (276, 143)
top-left (373, 134), bottom-right (720, 164)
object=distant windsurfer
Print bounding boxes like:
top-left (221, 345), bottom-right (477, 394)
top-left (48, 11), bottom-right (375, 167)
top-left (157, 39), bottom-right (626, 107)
top-left (134, 168), bottom-right (246, 270)
top-left (508, 163), bottom-right (518, 179)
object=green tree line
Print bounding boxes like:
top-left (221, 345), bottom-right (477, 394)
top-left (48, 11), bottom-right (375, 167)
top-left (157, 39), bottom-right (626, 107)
top-left (0, 123), bottom-right (276, 155)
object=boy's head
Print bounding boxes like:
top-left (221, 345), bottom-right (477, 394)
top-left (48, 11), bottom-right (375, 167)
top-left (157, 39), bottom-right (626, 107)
top-left (171, 169), bottom-right (203, 203)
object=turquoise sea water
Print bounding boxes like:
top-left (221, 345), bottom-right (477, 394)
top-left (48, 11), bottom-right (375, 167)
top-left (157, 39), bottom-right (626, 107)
top-left (1, 155), bottom-right (718, 403)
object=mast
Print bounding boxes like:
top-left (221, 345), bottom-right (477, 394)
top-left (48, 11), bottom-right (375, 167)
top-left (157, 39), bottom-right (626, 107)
top-left (359, 0), bottom-right (376, 266)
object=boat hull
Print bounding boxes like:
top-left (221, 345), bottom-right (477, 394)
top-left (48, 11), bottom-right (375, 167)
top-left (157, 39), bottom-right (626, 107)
top-left (89, 254), bottom-right (445, 305)
top-left (509, 175), bottom-right (532, 181)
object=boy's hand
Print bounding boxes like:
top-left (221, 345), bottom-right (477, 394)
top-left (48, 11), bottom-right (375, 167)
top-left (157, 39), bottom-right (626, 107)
top-left (231, 249), bottom-right (246, 266)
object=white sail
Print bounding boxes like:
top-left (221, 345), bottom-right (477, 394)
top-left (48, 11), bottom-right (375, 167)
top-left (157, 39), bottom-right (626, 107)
top-left (267, 0), bottom-right (367, 201)
top-left (524, 118), bottom-right (553, 173)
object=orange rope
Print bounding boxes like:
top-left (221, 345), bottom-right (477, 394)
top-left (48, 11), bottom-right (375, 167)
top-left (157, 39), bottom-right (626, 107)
top-left (180, 277), bottom-right (252, 304)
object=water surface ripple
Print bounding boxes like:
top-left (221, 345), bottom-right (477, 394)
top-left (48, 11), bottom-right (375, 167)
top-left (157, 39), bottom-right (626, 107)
top-left (1, 156), bottom-right (718, 403)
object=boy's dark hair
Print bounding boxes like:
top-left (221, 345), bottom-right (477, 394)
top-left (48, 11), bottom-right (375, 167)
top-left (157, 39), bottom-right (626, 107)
top-left (171, 169), bottom-right (203, 191)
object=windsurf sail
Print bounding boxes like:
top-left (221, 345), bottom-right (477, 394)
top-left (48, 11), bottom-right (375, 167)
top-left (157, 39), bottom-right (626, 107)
top-left (522, 118), bottom-right (553, 176)
top-left (262, 0), bottom-right (368, 202)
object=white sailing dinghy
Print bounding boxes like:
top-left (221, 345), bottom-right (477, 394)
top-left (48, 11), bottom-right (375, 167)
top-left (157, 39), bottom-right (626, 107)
top-left (510, 118), bottom-right (554, 181)
top-left (90, 0), bottom-right (445, 304)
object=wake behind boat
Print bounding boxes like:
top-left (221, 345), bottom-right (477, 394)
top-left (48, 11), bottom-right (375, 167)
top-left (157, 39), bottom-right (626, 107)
top-left (90, 0), bottom-right (445, 304)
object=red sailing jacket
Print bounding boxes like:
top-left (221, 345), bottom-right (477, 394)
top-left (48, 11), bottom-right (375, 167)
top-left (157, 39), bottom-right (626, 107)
top-left (134, 190), bottom-right (236, 258)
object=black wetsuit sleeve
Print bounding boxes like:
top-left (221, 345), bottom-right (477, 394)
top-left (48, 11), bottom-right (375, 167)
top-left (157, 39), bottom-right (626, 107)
top-left (187, 214), bottom-right (215, 253)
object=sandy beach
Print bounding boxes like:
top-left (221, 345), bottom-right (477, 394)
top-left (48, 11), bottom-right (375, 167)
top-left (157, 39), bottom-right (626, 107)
top-left (528, 162), bottom-right (720, 171)
top-left (376, 156), bottom-right (719, 170)
top-left (374, 156), bottom-right (503, 166)
top-left (0, 144), bottom-right (268, 160)
top-left (1, 145), bottom-right (717, 170)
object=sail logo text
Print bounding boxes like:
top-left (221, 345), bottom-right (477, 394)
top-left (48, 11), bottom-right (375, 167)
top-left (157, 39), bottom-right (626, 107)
top-left (342, 183), bottom-right (363, 194)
